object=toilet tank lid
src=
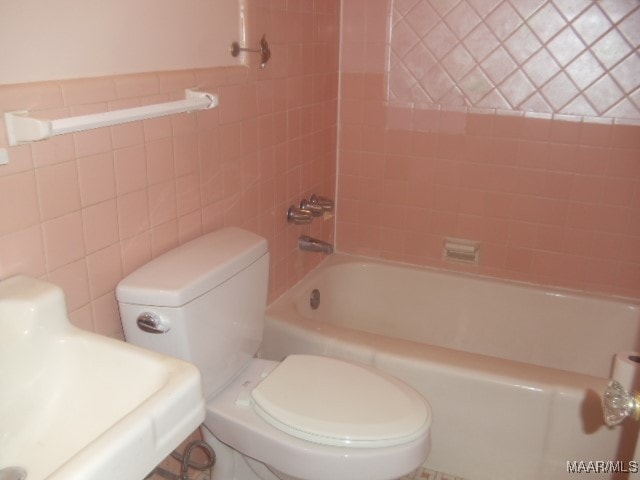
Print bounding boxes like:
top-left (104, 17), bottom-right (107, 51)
top-left (116, 227), bottom-right (268, 307)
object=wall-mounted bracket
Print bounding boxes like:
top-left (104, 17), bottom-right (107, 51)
top-left (231, 34), bottom-right (271, 69)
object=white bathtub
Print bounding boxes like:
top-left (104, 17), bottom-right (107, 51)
top-left (262, 254), bottom-right (640, 480)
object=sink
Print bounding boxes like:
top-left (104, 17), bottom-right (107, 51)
top-left (0, 275), bottom-right (205, 480)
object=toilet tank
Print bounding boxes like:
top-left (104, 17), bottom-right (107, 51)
top-left (116, 227), bottom-right (269, 399)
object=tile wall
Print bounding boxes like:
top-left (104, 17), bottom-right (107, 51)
top-left (0, 0), bottom-right (339, 338)
top-left (1, 0), bottom-right (638, 340)
top-left (388, 0), bottom-right (640, 120)
top-left (338, 0), bottom-right (640, 299)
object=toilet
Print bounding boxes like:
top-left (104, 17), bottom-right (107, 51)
top-left (116, 227), bottom-right (431, 480)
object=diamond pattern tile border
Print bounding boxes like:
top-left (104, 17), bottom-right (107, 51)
top-left (388, 0), bottom-right (640, 121)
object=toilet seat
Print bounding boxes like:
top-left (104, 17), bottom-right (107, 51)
top-left (204, 357), bottom-right (432, 480)
top-left (251, 355), bottom-right (430, 448)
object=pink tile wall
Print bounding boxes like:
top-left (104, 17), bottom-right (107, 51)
top-left (339, 1), bottom-right (640, 299)
top-left (0, 0), bottom-right (339, 338)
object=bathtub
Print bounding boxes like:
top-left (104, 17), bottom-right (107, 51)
top-left (261, 254), bottom-right (640, 480)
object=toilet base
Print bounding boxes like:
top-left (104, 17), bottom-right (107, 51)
top-left (202, 428), bottom-right (286, 480)
top-left (202, 428), bottom-right (411, 480)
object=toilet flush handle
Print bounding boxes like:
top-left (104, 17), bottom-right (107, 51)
top-left (136, 312), bottom-right (171, 334)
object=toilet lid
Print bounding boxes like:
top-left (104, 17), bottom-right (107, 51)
top-left (250, 355), bottom-right (430, 448)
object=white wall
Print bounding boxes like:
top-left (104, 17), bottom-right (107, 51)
top-left (0, 0), bottom-right (244, 85)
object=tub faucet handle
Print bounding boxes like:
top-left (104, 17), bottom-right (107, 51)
top-left (310, 194), bottom-right (334, 212)
top-left (602, 380), bottom-right (640, 426)
top-left (300, 199), bottom-right (324, 217)
top-left (287, 205), bottom-right (313, 224)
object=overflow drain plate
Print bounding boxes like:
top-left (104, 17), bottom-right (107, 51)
top-left (310, 289), bottom-right (320, 310)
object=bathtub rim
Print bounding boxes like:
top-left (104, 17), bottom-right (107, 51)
top-left (265, 253), bottom-right (637, 392)
top-left (276, 253), bottom-right (640, 306)
top-left (265, 299), bottom-right (608, 393)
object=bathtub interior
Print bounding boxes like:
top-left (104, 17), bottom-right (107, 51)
top-left (262, 254), bottom-right (640, 480)
top-left (285, 255), bottom-right (640, 378)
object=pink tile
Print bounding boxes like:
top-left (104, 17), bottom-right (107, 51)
top-left (567, 203), bottom-right (629, 234)
top-left (43, 212), bottom-right (85, 270)
top-left (0, 171), bottom-right (40, 236)
top-left (536, 224), bottom-right (564, 252)
top-left (148, 180), bottom-right (177, 227)
top-left (176, 173), bottom-right (201, 216)
top-left (143, 115), bottom-right (173, 141)
top-left (74, 126), bottom-right (113, 158)
top-left (114, 145), bottom-right (147, 195)
top-left (151, 219), bottom-right (179, 257)
top-left (86, 243), bottom-right (123, 299)
top-left (120, 232), bottom-right (152, 276)
top-left (505, 247), bottom-right (534, 273)
top-left (36, 161), bottom-right (81, 220)
top-left (607, 148), bottom-right (640, 178)
top-left (82, 199), bottom-right (119, 254)
top-left (611, 124), bottom-right (640, 149)
top-left (561, 227), bottom-right (595, 256)
top-left (77, 152), bottom-right (116, 206)
top-left (456, 214), bottom-right (486, 240)
top-left (579, 120), bottom-right (612, 147)
top-left (111, 121), bottom-right (144, 149)
top-left (31, 134), bottom-right (75, 168)
top-left (600, 177), bottom-right (636, 206)
top-left (221, 122), bottom-right (244, 157)
top-left (178, 211), bottom-right (203, 244)
top-left (0, 225), bottom-right (46, 278)
top-left (146, 138), bottom-right (175, 185)
top-left (174, 133), bottom-right (199, 177)
top-left (570, 175), bottom-right (603, 203)
top-left (171, 112), bottom-right (198, 136)
top-left (117, 189), bottom-right (150, 239)
top-left (0, 145), bottom-right (32, 177)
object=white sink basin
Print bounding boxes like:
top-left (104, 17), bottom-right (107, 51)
top-left (0, 275), bottom-right (205, 480)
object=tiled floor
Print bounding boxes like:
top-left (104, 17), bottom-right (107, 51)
top-left (402, 466), bottom-right (468, 480)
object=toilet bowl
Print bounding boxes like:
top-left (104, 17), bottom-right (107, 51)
top-left (204, 356), bottom-right (430, 480)
top-left (116, 227), bottom-right (432, 480)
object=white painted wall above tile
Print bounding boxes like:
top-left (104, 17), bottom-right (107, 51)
top-left (0, 0), bottom-right (244, 85)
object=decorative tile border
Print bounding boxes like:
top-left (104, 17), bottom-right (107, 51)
top-left (388, 0), bottom-right (640, 121)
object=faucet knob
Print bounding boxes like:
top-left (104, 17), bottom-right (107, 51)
top-left (300, 199), bottom-right (324, 217)
top-left (287, 205), bottom-right (313, 224)
top-left (310, 194), bottom-right (334, 212)
top-left (602, 380), bottom-right (640, 426)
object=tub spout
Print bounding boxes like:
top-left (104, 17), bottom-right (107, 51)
top-left (299, 235), bottom-right (333, 254)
